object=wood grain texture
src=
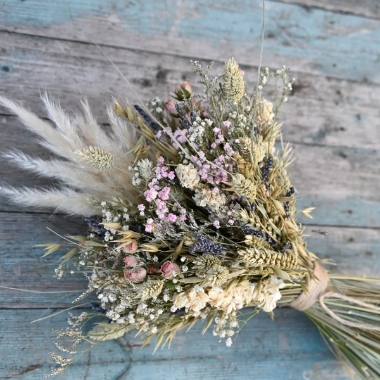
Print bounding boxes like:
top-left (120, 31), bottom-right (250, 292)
top-left (0, 0), bottom-right (379, 379)
top-left (1, 0), bottom-right (380, 83)
top-left (276, 0), bottom-right (380, 20)
top-left (0, 309), bottom-right (349, 380)
top-left (1, 32), bottom-right (380, 151)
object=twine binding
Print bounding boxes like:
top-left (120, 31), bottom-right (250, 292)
top-left (290, 261), bottom-right (329, 311)
top-left (291, 261), bottom-right (380, 331)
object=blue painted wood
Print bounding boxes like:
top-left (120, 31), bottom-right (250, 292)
top-left (0, 1), bottom-right (380, 84)
top-left (0, 309), bottom-right (349, 379)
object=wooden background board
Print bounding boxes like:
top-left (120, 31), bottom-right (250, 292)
top-left (0, 0), bottom-right (379, 379)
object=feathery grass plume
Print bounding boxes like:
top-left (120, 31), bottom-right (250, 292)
top-left (223, 57), bottom-right (245, 102)
top-left (0, 186), bottom-right (98, 215)
top-left (75, 146), bottom-right (114, 171)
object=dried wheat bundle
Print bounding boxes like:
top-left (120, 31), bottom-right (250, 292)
top-left (1, 59), bottom-right (379, 379)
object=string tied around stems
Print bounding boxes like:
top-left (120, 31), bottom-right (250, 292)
top-left (290, 261), bottom-right (380, 331)
top-left (290, 261), bottom-right (329, 311)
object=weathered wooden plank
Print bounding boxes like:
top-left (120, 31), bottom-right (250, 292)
top-left (0, 309), bottom-right (349, 379)
top-left (1, 32), bottom-right (379, 151)
top-left (0, 212), bottom-right (378, 308)
top-left (1, 0), bottom-right (379, 84)
top-left (0, 212), bottom-right (88, 308)
top-left (277, 0), bottom-right (380, 20)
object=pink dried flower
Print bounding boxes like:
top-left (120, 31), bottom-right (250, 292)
top-left (144, 188), bottom-right (158, 202)
top-left (147, 263), bottom-right (160, 274)
top-left (174, 81), bottom-right (192, 100)
top-left (122, 240), bottom-right (138, 253)
top-left (123, 255), bottom-right (138, 267)
top-left (165, 99), bottom-right (178, 115)
top-left (158, 186), bottom-right (170, 200)
top-left (168, 213), bottom-right (177, 223)
top-left (124, 267), bottom-right (147, 283)
top-left (145, 224), bottom-right (153, 233)
top-left (161, 261), bottom-right (181, 278)
top-left (213, 220), bottom-right (220, 229)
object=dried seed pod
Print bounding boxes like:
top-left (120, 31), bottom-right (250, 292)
top-left (75, 146), bottom-right (114, 171)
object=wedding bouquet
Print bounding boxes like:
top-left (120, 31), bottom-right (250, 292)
top-left (1, 58), bottom-right (379, 379)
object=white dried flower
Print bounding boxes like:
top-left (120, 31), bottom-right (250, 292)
top-left (253, 276), bottom-right (285, 312)
top-left (173, 285), bottom-right (209, 315)
top-left (175, 163), bottom-right (200, 189)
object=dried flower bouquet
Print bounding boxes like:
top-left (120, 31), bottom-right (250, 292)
top-left (1, 58), bottom-right (380, 379)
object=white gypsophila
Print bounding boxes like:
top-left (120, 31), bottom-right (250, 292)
top-left (175, 163), bottom-right (200, 189)
top-left (188, 117), bottom-right (212, 143)
top-left (193, 185), bottom-right (227, 213)
top-left (254, 276), bottom-right (285, 312)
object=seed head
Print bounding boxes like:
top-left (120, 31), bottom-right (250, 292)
top-left (75, 146), bottom-right (114, 171)
top-left (224, 57), bottom-right (245, 102)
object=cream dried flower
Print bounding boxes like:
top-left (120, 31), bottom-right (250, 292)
top-left (224, 57), bottom-right (245, 102)
top-left (257, 99), bottom-right (274, 124)
top-left (193, 185), bottom-right (227, 212)
top-left (173, 285), bottom-right (209, 316)
top-left (175, 163), bottom-right (200, 189)
top-left (253, 276), bottom-right (285, 312)
top-left (208, 281), bottom-right (256, 315)
top-left (75, 146), bottom-right (114, 171)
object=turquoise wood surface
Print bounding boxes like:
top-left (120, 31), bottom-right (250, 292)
top-left (0, 1), bottom-right (379, 379)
